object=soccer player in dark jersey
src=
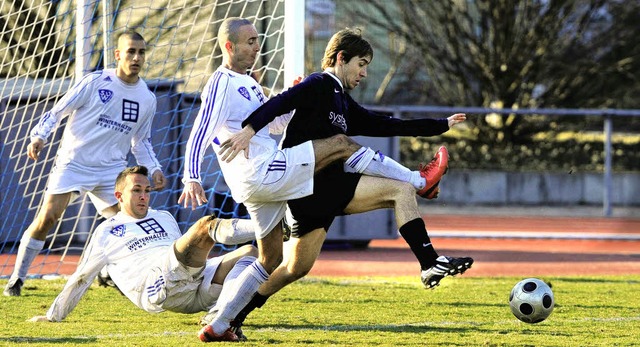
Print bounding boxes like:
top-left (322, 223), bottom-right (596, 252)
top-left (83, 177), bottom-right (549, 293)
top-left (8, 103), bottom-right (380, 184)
top-left (211, 27), bottom-right (473, 338)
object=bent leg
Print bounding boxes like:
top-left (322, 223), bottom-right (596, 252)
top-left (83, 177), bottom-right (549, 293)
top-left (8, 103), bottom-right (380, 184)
top-left (343, 176), bottom-right (440, 271)
top-left (174, 215), bottom-right (217, 268)
top-left (343, 175), bottom-right (420, 226)
top-left (258, 228), bottom-right (327, 296)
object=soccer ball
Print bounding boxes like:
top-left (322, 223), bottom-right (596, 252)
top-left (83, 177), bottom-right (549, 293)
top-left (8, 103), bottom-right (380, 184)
top-left (509, 278), bottom-right (554, 323)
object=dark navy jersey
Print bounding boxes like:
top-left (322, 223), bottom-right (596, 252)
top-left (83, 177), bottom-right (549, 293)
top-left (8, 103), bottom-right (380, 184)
top-left (242, 72), bottom-right (450, 149)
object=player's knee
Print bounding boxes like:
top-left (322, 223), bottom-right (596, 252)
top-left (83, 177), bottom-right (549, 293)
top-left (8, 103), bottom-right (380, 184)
top-left (288, 262), bottom-right (312, 280)
top-left (35, 209), bottom-right (62, 231)
top-left (379, 181), bottom-right (414, 208)
top-left (259, 253), bottom-right (283, 273)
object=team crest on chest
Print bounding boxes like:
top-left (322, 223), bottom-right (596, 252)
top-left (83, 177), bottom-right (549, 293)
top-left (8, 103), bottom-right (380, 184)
top-left (238, 86), bottom-right (251, 101)
top-left (110, 224), bottom-right (126, 237)
top-left (98, 89), bottom-right (114, 103)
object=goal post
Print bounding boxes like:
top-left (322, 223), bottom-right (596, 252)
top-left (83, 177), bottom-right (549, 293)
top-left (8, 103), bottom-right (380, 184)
top-left (0, 0), bottom-right (304, 278)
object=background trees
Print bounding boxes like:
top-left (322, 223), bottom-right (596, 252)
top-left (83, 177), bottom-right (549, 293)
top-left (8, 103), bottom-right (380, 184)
top-left (341, 0), bottom-right (640, 171)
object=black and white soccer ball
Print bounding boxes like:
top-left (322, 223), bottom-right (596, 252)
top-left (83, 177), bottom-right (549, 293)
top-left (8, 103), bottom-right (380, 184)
top-left (509, 278), bottom-right (554, 323)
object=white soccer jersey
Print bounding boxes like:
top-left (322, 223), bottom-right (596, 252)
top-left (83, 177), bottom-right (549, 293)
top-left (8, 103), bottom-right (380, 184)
top-left (30, 69), bottom-right (161, 173)
top-left (46, 209), bottom-right (182, 321)
top-left (183, 67), bottom-right (280, 203)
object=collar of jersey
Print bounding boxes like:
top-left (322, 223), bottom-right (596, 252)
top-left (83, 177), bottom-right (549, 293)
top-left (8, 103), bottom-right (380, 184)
top-left (323, 70), bottom-right (344, 92)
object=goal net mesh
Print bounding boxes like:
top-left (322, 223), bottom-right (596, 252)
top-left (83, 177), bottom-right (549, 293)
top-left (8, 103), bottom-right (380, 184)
top-left (1, 0), bottom-right (290, 278)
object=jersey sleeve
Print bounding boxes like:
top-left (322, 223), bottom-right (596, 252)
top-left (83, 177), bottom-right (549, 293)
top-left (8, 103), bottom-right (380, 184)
top-left (242, 75), bottom-right (319, 133)
top-left (346, 96), bottom-right (450, 137)
top-left (131, 93), bottom-right (162, 174)
top-left (182, 72), bottom-right (231, 184)
top-left (30, 73), bottom-right (99, 143)
top-left (46, 226), bottom-right (108, 322)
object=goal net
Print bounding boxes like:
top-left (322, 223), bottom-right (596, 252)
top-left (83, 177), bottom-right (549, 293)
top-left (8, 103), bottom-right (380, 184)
top-left (0, 0), bottom-right (303, 278)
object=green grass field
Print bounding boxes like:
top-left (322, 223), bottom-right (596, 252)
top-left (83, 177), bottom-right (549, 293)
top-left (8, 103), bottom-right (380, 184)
top-left (1, 275), bottom-right (639, 346)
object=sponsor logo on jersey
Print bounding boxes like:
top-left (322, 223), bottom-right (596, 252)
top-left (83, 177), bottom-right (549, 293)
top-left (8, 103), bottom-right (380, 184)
top-left (122, 99), bottom-right (139, 122)
top-left (238, 86), bottom-right (251, 101)
top-left (125, 219), bottom-right (170, 252)
top-left (103, 76), bottom-right (112, 82)
top-left (98, 89), bottom-right (114, 103)
top-left (329, 111), bottom-right (347, 132)
top-left (97, 115), bottom-right (132, 134)
top-left (110, 224), bottom-right (126, 237)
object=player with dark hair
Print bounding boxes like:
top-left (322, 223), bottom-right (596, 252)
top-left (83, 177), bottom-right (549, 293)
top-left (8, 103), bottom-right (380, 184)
top-left (204, 27), bottom-right (472, 340)
top-left (28, 166), bottom-right (258, 329)
top-left (180, 19), bottom-right (451, 342)
top-left (4, 30), bottom-right (167, 297)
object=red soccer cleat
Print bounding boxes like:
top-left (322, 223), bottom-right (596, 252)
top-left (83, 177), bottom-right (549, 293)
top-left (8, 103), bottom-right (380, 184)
top-left (416, 146), bottom-right (449, 199)
top-left (198, 325), bottom-right (239, 343)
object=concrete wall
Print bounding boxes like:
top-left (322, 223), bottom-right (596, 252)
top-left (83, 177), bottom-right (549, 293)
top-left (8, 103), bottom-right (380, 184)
top-left (437, 171), bottom-right (640, 206)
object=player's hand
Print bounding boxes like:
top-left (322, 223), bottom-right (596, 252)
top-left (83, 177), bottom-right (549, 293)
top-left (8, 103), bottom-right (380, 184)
top-left (178, 181), bottom-right (208, 210)
top-left (150, 170), bottom-right (167, 191)
top-left (28, 315), bottom-right (51, 322)
top-left (291, 75), bottom-right (303, 87)
top-left (447, 113), bottom-right (466, 128)
top-left (218, 126), bottom-right (255, 162)
top-left (27, 138), bottom-right (45, 161)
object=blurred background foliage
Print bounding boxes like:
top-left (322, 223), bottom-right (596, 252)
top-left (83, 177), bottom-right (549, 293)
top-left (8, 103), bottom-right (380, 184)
top-left (334, 0), bottom-right (640, 172)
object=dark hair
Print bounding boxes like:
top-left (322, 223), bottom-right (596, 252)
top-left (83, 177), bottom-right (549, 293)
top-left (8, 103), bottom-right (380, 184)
top-left (118, 30), bottom-right (146, 44)
top-left (218, 17), bottom-right (254, 48)
top-left (321, 28), bottom-right (373, 70)
top-left (115, 165), bottom-right (149, 191)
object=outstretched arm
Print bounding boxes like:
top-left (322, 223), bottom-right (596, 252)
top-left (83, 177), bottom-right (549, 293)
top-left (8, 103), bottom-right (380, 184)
top-left (29, 233), bottom-right (107, 322)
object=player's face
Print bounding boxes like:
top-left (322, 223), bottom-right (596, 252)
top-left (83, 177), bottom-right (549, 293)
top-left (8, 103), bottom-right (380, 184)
top-left (231, 24), bottom-right (260, 71)
top-left (341, 55), bottom-right (370, 90)
top-left (115, 38), bottom-right (146, 83)
top-left (117, 174), bottom-right (151, 219)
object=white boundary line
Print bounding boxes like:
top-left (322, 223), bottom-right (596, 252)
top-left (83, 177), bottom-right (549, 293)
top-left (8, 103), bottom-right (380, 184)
top-left (429, 230), bottom-right (640, 240)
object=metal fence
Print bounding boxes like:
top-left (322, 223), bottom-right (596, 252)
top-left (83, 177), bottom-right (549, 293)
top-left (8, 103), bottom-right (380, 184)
top-left (366, 105), bottom-right (640, 217)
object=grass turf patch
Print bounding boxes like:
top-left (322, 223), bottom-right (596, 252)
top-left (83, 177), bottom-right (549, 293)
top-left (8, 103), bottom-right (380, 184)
top-left (1, 275), bottom-right (639, 346)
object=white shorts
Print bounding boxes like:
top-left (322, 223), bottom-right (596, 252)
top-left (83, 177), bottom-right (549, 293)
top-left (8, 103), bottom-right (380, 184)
top-left (245, 141), bottom-right (315, 239)
top-left (46, 162), bottom-right (122, 214)
top-left (146, 245), bottom-right (224, 314)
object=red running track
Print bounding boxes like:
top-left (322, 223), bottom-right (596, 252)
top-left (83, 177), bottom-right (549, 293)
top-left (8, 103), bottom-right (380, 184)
top-left (309, 214), bottom-right (640, 277)
top-left (2, 214), bottom-right (639, 278)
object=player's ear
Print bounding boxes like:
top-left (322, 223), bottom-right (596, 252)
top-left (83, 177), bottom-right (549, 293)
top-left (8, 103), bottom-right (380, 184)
top-left (114, 48), bottom-right (121, 62)
top-left (114, 191), bottom-right (123, 202)
top-left (224, 41), bottom-right (233, 53)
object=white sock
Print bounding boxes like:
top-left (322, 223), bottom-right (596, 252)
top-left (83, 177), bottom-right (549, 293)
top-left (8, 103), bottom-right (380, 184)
top-left (209, 218), bottom-right (256, 245)
top-left (345, 147), bottom-right (424, 190)
top-left (202, 256), bottom-right (256, 318)
top-left (210, 260), bottom-right (269, 334)
top-left (11, 235), bottom-right (45, 282)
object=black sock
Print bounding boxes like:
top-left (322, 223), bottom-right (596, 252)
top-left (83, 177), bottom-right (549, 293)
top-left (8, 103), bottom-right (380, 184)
top-left (398, 218), bottom-right (439, 270)
top-left (232, 292), bottom-right (269, 327)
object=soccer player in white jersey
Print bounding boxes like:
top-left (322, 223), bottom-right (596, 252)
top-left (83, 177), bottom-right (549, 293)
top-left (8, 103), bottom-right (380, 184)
top-left (4, 31), bottom-right (167, 297)
top-left (180, 18), bottom-right (449, 342)
top-left (28, 166), bottom-right (257, 324)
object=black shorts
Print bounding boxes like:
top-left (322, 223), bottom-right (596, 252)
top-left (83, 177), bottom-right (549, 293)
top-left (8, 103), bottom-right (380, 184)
top-left (287, 163), bottom-right (361, 238)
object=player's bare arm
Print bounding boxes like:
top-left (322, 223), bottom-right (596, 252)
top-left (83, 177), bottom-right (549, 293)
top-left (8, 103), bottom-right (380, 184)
top-left (178, 181), bottom-right (208, 210)
top-left (218, 125), bottom-right (256, 162)
top-left (27, 138), bottom-right (45, 161)
top-left (447, 113), bottom-right (467, 128)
